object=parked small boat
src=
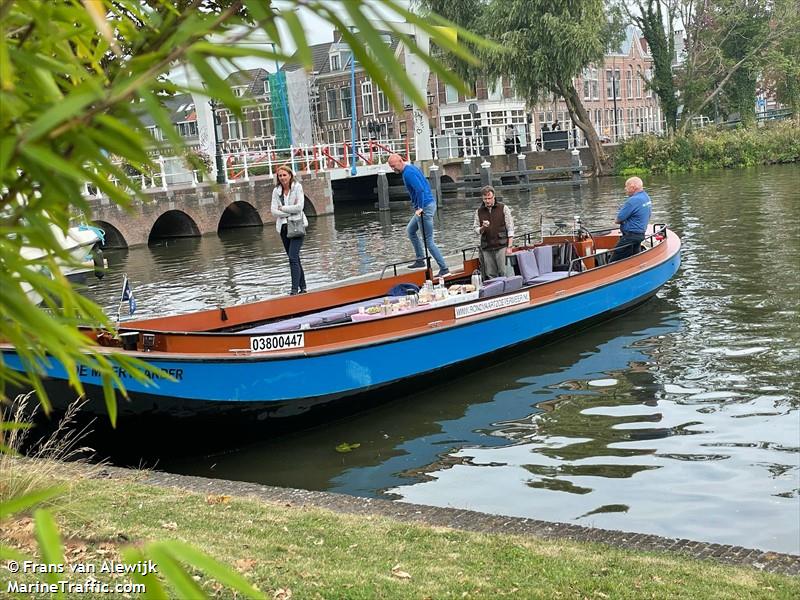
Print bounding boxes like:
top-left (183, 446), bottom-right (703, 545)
top-left (3, 224), bottom-right (680, 425)
top-left (20, 224), bottom-right (106, 304)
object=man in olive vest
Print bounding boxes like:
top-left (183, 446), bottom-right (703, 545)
top-left (473, 185), bottom-right (515, 279)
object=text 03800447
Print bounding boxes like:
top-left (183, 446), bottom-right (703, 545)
top-left (249, 332), bottom-right (305, 353)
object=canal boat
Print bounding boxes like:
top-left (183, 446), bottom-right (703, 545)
top-left (2, 224), bottom-right (681, 424)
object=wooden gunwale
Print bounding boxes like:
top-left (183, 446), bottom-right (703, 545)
top-left (104, 228), bottom-right (679, 359)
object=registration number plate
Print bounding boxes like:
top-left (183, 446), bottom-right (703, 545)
top-left (249, 332), bottom-right (305, 353)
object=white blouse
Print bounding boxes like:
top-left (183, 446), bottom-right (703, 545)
top-left (270, 181), bottom-right (309, 233)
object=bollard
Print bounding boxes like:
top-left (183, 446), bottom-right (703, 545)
top-left (429, 164), bottom-right (442, 204)
top-left (377, 172), bottom-right (390, 211)
top-left (480, 160), bottom-right (492, 187)
top-left (517, 153), bottom-right (528, 184)
top-left (462, 157), bottom-right (472, 177)
top-left (570, 149), bottom-right (582, 184)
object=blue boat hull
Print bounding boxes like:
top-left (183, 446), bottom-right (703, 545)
top-left (5, 248), bottom-right (680, 422)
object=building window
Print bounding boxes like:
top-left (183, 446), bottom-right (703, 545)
top-left (606, 70), bottom-right (614, 100)
top-left (232, 86), bottom-right (246, 97)
top-left (361, 79), bottom-right (374, 115)
top-left (582, 70), bottom-right (591, 101)
top-left (263, 79), bottom-right (270, 96)
top-left (329, 52), bottom-right (341, 71)
top-left (326, 89), bottom-right (339, 120)
top-left (377, 88), bottom-right (389, 113)
top-left (146, 125), bottom-right (163, 141)
top-left (636, 67), bottom-right (642, 98)
top-left (626, 68), bottom-right (633, 99)
top-left (256, 105), bottom-right (272, 138)
top-left (645, 68), bottom-right (653, 98)
top-left (488, 79), bottom-right (502, 101)
top-left (444, 84), bottom-right (459, 104)
top-left (341, 86), bottom-right (352, 118)
top-left (176, 120), bottom-right (198, 138)
top-left (224, 113), bottom-right (240, 140)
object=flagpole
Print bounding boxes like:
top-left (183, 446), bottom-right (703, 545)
top-left (116, 273), bottom-right (128, 326)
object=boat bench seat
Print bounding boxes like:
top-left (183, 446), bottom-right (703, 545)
top-left (513, 246), bottom-right (572, 285)
top-left (479, 279), bottom-right (505, 298)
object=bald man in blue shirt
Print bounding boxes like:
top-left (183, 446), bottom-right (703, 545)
top-left (388, 154), bottom-right (449, 277)
top-left (611, 176), bottom-right (652, 262)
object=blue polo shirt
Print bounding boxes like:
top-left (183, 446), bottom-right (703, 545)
top-left (616, 190), bottom-right (652, 235)
top-left (402, 163), bottom-right (435, 210)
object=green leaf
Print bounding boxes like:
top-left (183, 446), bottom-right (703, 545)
top-left (281, 11), bottom-right (313, 70)
top-left (34, 508), bottom-right (65, 592)
top-left (25, 91), bottom-right (98, 142)
top-left (152, 540), bottom-right (266, 599)
top-left (335, 442), bottom-right (361, 453)
top-left (0, 487), bottom-right (65, 519)
top-left (0, 544), bottom-right (29, 562)
top-left (146, 545), bottom-right (207, 599)
top-left (121, 547), bottom-right (170, 600)
top-left (19, 144), bottom-right (90, 183)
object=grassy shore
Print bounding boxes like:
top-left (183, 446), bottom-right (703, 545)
top-left (614, 121), bottom-right (800, 175)
top-left (1, 460), bottom-right (798, 599)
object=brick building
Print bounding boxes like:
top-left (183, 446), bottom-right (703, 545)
top-left (532, 28), bottom-right (664, 146)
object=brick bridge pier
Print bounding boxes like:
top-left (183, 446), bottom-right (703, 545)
top-left (89, 173), bottom-right (333, 248)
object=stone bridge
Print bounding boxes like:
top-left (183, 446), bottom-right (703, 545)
top-left (88, 173), bottom-right (333, 248)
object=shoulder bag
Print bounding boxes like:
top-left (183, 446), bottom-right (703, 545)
top-left (281, 188), bottom-right (306, 238)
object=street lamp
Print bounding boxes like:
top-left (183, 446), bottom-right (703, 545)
top-left (348, 30), bottom-right (358, 176)
top-left (611, 60), bottom-right (619, 142)
top-left (209, 99), bottom-right (226, 183)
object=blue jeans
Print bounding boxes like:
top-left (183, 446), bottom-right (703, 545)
top-left (611, 233), bottom-right (645, 262)
top-left (280, 225), bottom-right (306, 292)
top-left (407, 203), bottom-right (447, 270)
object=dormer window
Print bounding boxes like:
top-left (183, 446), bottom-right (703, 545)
top-left (263, 79), bottom-right (270, 96)
top-left (232, 86), bottom-right (246, 97)
top-left (329, 52), bottom-right (341, 71)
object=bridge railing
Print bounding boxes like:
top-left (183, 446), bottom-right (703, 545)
top-left (82, 138), bottom-right (417, 198)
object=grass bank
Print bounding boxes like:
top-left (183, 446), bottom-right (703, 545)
top-left (2, 461), bottom-right (798, 599)
top-left (614, 121), bottom-right (800, 175)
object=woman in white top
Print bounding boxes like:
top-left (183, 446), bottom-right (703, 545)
top-left (270, 165), bottom-right (308, 295)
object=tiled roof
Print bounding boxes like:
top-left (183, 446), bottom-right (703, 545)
top-left (224, 67), bottom-right (270, 96)
top-left (282, 31), bottom-right (400, 75)
top-left (139, 93), bottom-right (195, 128)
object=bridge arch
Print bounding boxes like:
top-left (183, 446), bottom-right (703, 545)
top-left (148, 210), bottom-right (200, 243)
top-left (94, 220), bottom-right (128, 249)
top-left (303, 195), bottom-right (317, 217)
top-left (218, 201), bottom-right (263, 231)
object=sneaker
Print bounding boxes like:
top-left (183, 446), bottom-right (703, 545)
top-left (299, 288), bottom-right (307, 294)
top-left (436, 268), bottom-right (450, 277)
top-left (406, 260), bottom-right (426, 269)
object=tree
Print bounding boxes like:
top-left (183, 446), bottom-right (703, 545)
top-left (678, 0), bottom-right (798, 130)
top-left (421, 0), bottom-right (624, 175)
top-left (1, 2), bottom-right (482, 593)
top-left (616, 1), bottom-right (681, 132)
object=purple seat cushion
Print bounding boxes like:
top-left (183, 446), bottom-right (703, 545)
top-left (479, 279), bottom-right (505, 298)
top-left (503, 275), bottom-right (523, 293)
top-left (533, 246), bottom-right (554, 274)
top-left (320, 311), bottom-right (349, 324)
top-left (514, 250), bottom-right (540, 285)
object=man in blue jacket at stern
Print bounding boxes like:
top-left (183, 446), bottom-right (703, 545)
top-left (611, 176), bottom-right (652, 262)
top-left (388, 154), bottom-right (449, 277)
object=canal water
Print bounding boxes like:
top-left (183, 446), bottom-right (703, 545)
top-left (83, 164), bottom-right (799, 554)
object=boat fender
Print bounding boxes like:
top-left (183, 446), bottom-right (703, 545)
top-left (92, 247), bottom-right (105, 279)
top-left (220, 307), bottom-right (228, 321)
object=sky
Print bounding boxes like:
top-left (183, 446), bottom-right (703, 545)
top-left (171, 0), bottom-right (412, 83)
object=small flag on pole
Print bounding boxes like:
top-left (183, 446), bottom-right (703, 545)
top-left (121, 275), bottom-right (136, 315)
